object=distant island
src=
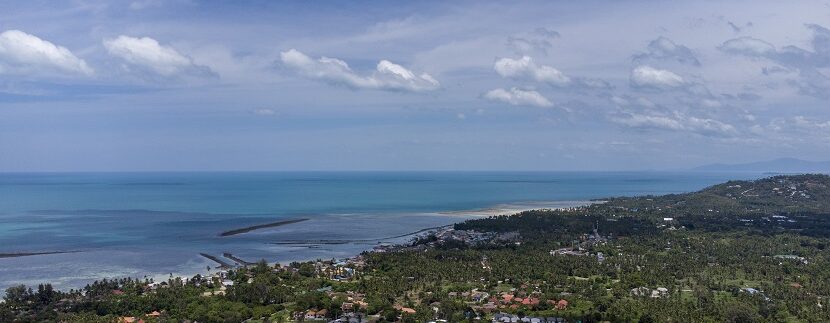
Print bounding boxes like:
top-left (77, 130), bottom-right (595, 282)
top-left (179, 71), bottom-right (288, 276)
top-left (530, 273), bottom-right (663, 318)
top-left (694, 157), bottom-right (830, 173)
top-left (3, 174), bottom-right (830, 322)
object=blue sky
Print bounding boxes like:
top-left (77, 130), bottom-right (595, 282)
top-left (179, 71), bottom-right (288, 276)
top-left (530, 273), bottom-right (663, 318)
top-left (1, 0), bottom-right (829, 171)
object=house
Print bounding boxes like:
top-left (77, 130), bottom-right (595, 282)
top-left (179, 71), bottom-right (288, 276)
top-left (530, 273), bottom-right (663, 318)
top-left (305, 310), bottom-right (318, 320)
top-left (501, 293), bottom-right (514, 303)
top-left (555, 299), bottom-right (568, 310)
top-left (342, 302), bottom-right (354, 312)
top-left (316, 309), bottom-right (328, 318)
top-left (400, 307), bottom-right (416, 314)
top-left (741, 287), bottom-right (760, 295)
top-left (481, 302), bottom-right (497, 313)
top-left (630, 287), bottom-right (650, 297)
top-left (146, 311), bottom-right (161, 317)
top-left (119, 317), bottom-right (144, 323)
top-left (648, 287), bottom-right (669, 298)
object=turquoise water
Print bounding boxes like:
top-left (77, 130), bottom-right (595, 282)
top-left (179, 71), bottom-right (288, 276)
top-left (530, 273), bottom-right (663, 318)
top-left (0, 171), bottom-right (762, 290)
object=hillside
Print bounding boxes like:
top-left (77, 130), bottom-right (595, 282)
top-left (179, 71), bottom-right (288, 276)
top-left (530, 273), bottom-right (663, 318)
top-left (694, 158), bottom-right (830, 173)
top-left (603, 174), bottom-right (830, 217)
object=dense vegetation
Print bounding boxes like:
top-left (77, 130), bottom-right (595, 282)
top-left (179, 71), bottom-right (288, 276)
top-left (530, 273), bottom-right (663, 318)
top-left (3, 174), bottom-right (830, 322)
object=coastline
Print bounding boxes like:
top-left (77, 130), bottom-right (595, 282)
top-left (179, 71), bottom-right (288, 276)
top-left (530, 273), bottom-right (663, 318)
top-left (165, 200), bottom-right (598, 286)
top-left (438, 200), bottom-right (599, 217)
top-left (0, 199), bottom-right (595, 291)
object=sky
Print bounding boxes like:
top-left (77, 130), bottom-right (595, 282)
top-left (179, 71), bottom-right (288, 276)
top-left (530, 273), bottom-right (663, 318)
top-left (1, 0), bottom-right (830, 171)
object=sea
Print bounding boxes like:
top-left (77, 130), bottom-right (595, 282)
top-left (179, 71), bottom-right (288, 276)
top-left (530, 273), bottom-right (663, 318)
top-left (0, 171), bottom-right (765, 290)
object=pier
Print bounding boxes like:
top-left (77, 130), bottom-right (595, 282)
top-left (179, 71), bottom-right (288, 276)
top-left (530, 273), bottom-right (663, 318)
top-left (223, 253), bottom-right (256, 266)
top-left (199, 253), bottom-right (233, 269)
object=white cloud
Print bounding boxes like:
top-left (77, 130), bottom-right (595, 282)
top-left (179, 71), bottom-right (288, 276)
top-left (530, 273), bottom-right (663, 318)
top-left (719, 37), bottom-right (776, 56)
top-left (279, 49), bottom-right (439, 92)
top-left (612, 112), bottom-right (736, 136)
top-left (483, 87), bottom-right (553, 107)
top-left (494, 56), bottom-right (570, 86)
top-left (685, 117), bottom-right (737, 135)
top-left (612, 113), bottom-right (685, 131)
top-left (104, 35), bottom-right (211, 77)
top-left (634, 36), bottom-right (700, 66)
top-left (792, 116), bottom-right (830, 130)
top-left (719, 25), bottom-right (830, 99)
top-left (0, 30), bottom-right (92, 76)
top-left (629, 65), bottom-right (685, 89)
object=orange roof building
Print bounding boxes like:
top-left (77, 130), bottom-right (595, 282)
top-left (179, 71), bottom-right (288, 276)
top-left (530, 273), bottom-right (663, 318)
top-left (556, 299), bottom-right (569, 310)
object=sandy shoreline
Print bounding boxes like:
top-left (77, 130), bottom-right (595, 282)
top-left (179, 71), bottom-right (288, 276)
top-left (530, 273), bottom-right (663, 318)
top-left (438, 200), bottom-right (598, 217)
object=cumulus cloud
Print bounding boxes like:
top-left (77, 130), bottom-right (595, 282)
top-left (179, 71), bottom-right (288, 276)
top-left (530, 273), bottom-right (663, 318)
top-left (494, 56), bottom-right (570, 86)
top-left (685, 117), bottom-right (738, 135)
top-left (719, 37), bottom-right (776, 57)
top-left (279, 49), bottom-right (439, 92)
top-left (612, 113), bottom-right (685, 131)
top-left (611, 112), bottom-right (736, 136)
top-left (792, 116), bottom-right (830, 130)
top-left (634, 37), bottom-right (700, 66)
top-left (0, 30), bottom-right (92, 76)
top-left (483, 87), bottom-right (553, 107)
top-left (720, 25), bottom-right (830, 98)
top-left (629, 65), bottom-right (685, 89)
top-left (104, 35), bottom-right (213, 77)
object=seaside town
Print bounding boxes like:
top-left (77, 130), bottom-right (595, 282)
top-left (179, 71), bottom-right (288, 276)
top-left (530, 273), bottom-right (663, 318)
top-left (3, 175), bottom-right (830, 322)
top-left (111, 224), bottom-right (590, 323)
top-left (7, 1), bottom-right (830, 322)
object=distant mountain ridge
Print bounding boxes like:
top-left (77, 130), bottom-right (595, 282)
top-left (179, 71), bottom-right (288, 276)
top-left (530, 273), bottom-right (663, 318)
top-left (694, 158), bottom-right (830, 172)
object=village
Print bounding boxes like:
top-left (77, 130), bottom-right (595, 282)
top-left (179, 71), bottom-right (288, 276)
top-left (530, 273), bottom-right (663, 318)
top-left (113, 226), bottom-right (586, 323)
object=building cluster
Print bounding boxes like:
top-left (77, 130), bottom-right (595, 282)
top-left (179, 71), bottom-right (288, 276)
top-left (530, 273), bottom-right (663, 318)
top-left (435, 228), bottom-right (519, 245)
top-left (118, 310), bottom-right (161, 323)
top-left (770, 179), bottom-right (815, 199)
top-left (492, 313), bottom-right (568, 323)
top-left (292, 289), bottom-right (372, 322)
top-left (549, 225), bottom-right (608, 261)
top-left (629, 286), bottom-right (669, 298)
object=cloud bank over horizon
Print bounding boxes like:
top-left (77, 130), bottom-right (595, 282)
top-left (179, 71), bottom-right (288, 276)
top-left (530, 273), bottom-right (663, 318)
top-left (1, 1), bottom-right (829, 171)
